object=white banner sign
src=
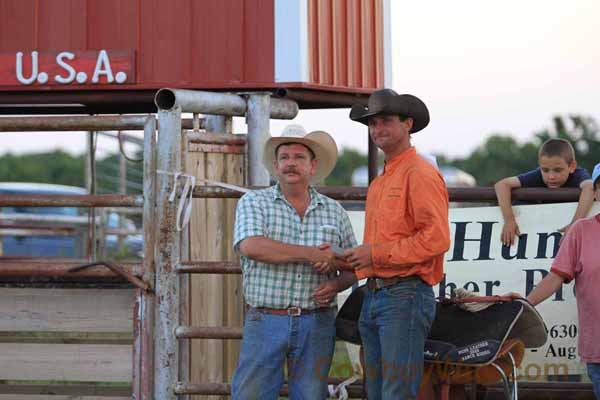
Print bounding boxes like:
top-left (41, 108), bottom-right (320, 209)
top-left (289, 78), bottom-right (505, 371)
top-left (346, 202), bottom-right (600, 379)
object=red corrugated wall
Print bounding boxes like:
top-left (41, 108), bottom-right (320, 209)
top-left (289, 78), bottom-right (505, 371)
top-left (308, 0), bottom-right (384, 89)
top-left (0, 0), bottom-right (274, 89)
top-left (0, 0), bottom-right (383, 93)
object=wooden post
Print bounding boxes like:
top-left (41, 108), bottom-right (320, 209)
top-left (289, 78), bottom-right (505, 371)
top-left (188, 115), bottom-right (244, 400)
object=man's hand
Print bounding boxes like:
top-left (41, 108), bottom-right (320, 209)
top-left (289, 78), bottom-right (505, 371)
top-left (312, 279), bottom-right (341, 306)
top-left (501, 219), bottom-right (521, 247)
top-left (344, 244), bottom-right (372, 270)
top-left (311, 243), bottom-right (337, 274)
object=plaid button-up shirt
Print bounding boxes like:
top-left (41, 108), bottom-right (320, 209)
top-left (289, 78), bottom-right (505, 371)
top-left (233, 184), bottom-right (357, 309)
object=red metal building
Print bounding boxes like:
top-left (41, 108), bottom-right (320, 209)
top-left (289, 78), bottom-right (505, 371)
top-left (0, 0), bottom-right (391, 113)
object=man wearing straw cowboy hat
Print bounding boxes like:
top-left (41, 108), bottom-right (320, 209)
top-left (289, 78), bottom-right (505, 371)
top-left (345, 89), bottom-right (451, 399)
top-left (231, 125), bottom-right (357, 399)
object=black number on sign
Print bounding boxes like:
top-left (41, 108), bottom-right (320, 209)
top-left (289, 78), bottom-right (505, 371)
top-left (549, 324), bottom-right (577, 338)
top-left (568, 324), bottom-right (577, 338)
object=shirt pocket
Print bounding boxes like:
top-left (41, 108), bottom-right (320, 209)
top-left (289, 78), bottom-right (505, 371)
top-left (376, 199), bottom-right (408, 238)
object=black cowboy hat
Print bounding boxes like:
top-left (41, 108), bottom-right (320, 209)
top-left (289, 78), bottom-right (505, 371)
top-left (349, 89), bottom-right (430, 133)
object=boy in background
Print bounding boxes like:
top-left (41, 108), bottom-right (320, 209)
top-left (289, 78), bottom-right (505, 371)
top-left (526, 162), bottom-right (600, 398)
top-left (495, 138), bottom-right (593, 246)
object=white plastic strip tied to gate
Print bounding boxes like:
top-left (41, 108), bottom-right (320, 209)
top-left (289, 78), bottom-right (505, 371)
top-left (157, 169), bottom-right (196, 232)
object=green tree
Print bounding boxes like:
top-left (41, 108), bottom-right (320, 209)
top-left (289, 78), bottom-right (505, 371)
top-left (445, 115), bottom-right (599, 185)
top-left (534, 115), bottom-right (599, 174)
top-left (325, 148), bottom-right (368, 186)
top-left (446, 135), bottom-right (538, 186)
top-left (0, 151), bottom-right (85, 186)
top-left (0, 150), bottom-right (144, 193)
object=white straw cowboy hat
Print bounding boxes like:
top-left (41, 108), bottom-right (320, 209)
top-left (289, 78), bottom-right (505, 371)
top-left (263, 124), bottom-right (338, 183)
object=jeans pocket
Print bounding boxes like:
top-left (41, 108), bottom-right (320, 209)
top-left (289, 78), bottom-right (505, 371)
top-left (246, 308), bottom-right (264, 322)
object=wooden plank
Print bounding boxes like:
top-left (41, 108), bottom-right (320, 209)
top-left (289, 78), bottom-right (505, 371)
top-left (0, 396), bottom-right (129, 400)
top-left (0, 381), bottom-right (130, 397)
top-left (0, 288), bottom-right (134, 332)
top-left (223, 152), bottom-right (244, 382)
top-left (197, 151), bottom-right (226, 400)
top-left (188, 125), bottom-right (244, 399)
top-left (0, 331), bottom-right (131, 345)
top-left (0, 343), bottom-right (131, 381)
top-left (190, 151), bottom-right (214, 400)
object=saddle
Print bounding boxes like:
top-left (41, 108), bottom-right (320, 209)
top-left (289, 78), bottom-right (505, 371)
top-left (335, 285), bottom-right (547, 392)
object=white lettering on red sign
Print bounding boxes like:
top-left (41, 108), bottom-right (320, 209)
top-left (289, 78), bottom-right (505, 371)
top-left (15, 50), bottom-right (128, 85)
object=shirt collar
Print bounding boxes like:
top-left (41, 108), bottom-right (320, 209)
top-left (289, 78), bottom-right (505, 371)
top-left (273, 183), bottom-right (324, 208)
top-left (383, 147), bottom-right (417, 175)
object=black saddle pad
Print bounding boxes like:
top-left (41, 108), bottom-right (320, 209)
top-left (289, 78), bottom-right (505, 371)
top-left (336, 285), bottom-right (529, 366)
top-left (425, 300), bottom-right (523, 365)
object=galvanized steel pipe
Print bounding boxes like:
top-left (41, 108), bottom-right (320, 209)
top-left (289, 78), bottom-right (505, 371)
top-left (247, 93), bottom-right (271, 185)
top-left (154, 88), bottom-right (298, 119)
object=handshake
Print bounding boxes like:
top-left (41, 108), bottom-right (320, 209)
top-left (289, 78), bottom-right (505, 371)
top-left (310, 243), bottom-right (372, 274)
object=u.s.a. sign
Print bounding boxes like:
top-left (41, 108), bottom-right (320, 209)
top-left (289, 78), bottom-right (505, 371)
top-left (0, 50), bottom-right (135, 86)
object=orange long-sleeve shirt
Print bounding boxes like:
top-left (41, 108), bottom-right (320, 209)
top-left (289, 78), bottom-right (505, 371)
top-left (355, 147), bottom-right (450, 285)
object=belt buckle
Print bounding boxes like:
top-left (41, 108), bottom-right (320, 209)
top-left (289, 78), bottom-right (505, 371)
top-left (375, 278), bottom-right (386, 290)
top-left (287, 307), bottom-right (302, 316)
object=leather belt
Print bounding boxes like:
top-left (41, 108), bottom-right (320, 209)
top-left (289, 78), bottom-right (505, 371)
top-left (252, 306), bottom-right (330, 317)
top-left (366, 275), bottom-right (419, 291)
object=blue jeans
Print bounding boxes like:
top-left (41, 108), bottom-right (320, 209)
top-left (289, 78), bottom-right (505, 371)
top-left (359, 277), bottom-right (436, 400)
top-left (588, 363), bottom-right (600, 399)
top-left (231, 307), bottom-right (336, 400)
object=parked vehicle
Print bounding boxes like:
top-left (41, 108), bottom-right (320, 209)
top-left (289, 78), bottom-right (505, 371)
top-left (0, 182), bottom-right (142, 258)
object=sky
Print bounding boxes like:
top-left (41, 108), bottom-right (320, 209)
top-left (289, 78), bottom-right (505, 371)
top-left (1, 0), bottom-right (599, 159)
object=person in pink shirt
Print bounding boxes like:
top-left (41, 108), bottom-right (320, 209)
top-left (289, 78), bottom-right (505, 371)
top-left (526, 162), bottom-right (600, 398)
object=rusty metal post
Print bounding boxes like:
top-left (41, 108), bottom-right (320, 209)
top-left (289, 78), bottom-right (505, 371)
top-left (0, 115), bottom-right (154, 131)
top-left (118, 135), bottom-right (127, 251)
top-left (246, 93), bottom-right (271, 186)
top-left (132, 116), bottom-right (157, 400)
top-left (154, 109), bottom-right (182, 400)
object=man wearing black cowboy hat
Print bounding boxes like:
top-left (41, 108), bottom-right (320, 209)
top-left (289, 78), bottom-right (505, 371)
top-left (344, 89), bottom-right (451, 399)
